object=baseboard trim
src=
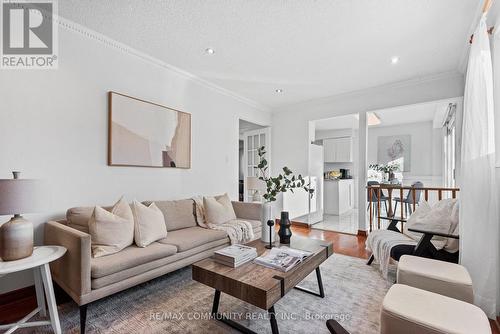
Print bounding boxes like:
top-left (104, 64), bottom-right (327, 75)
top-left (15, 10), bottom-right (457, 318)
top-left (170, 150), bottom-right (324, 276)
top-left (291, 221), bottom-right (311, 228)
top-left (0, 285), bottom-right (35, 305)
top-left (357, 230), bottom-right (367, 236)
top-left (274, 219), bottom-right (311, 229)
top-left (0, 286), bottom-right (36, 324)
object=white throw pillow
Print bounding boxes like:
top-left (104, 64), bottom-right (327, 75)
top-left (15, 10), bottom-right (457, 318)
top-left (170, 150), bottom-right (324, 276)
top-left (89, 197), bottom-right (134, 258)
top-left (132, 201), bottom-right (168, 247)
top-left (203, 193), bottom-right (237, 226)
top-left (404, 199), bottom-right (458, 250)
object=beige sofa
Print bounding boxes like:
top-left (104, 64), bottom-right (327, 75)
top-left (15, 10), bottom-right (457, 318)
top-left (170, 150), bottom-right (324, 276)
top-left (44, 199), bottom-right (262, 333)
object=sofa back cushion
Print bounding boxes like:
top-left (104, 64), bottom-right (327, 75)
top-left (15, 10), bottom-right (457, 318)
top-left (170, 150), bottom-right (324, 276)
top-left (67, 206), bottom-right (108, 233)
top-left (203, 194), bottom-right (237, 226)
top-left (144, 199), bottom-right (197, 231)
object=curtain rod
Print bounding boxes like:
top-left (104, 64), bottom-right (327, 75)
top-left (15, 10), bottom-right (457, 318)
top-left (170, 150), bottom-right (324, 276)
top-left (469, 0), bottom-right (494, 43)
top-left (483, 0), bottom-right (493, 13)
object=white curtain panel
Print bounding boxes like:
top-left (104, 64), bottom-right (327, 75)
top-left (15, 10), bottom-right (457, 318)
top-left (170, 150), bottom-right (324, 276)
top-left (460, 14), bottom-right (499, 318)
top-left (493, 10), bottom-right (500, 317)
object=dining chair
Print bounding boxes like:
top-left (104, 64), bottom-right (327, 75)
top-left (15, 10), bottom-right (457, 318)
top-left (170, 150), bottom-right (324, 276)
top-left (393, 181), bottom-right (423, 217)
top-left (366, 181), bottom-right (388, 216)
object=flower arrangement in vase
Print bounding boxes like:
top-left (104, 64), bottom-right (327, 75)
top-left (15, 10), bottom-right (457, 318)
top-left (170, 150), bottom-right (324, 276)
top-left (369, 163), bottom-right (400, 182)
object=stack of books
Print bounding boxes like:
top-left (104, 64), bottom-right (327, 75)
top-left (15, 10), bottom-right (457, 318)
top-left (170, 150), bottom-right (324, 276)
top-left (214, 244), bottom-right (258, 268)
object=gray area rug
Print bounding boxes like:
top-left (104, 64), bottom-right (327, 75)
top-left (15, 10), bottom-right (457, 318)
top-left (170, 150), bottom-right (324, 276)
top-left (25, 254), bottom-right (395, 334)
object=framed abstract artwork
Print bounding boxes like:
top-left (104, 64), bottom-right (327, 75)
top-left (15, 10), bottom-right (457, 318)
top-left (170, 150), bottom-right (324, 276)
top-left (108, 92), bottom-right (191, 168)
top-left (377, 135), bottom-right (411, 172)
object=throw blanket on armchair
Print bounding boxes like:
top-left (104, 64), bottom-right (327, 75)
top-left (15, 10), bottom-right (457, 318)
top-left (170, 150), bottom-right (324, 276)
top-left (366, 230), bottom-right (416, 278)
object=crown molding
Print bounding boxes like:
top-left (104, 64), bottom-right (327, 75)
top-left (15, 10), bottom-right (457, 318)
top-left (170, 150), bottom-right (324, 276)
top-left (52, 15), bottom-right (270, 113)
top-left (272, 70), bottom-right (464, 114)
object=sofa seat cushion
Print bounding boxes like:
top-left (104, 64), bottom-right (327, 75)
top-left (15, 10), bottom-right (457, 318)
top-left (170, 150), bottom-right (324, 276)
top-left (91, 243), bottom-right (177, 279)
top-left (91, 238), bottom-right (229, 289)
top-left (158, 226), bottom-right (228, 252)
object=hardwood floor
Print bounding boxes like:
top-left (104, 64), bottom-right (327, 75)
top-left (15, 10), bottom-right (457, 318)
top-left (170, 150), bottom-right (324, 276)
top-left (0, 226), bottom-right (498, 334)
top-left (290, 225), bottom-right (369, 259)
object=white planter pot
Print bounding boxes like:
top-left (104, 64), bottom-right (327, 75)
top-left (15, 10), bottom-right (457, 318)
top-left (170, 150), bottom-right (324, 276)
top-left (260, 202), bottom-right (276, 243)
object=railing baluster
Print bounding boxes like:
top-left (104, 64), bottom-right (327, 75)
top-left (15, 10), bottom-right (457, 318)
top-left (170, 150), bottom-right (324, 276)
top-left (412, 188), bottom-right (416, 211)
top-left (369, 187), bottom-right (373, 232)
top-left (452, 190), bottom-right (456, 199)
top-left (400, 187), bottom-right (404, 229)
top-left (424, 189), bottom-right (429, 201)
top-left (377, 188), bottom-right (381, 229)
top-left (438, 190), bottom-right (442, 201)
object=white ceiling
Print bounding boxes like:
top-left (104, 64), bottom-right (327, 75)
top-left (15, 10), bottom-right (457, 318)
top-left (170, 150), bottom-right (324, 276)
top-left (59, 1), bottom-right (479, 109)
top-left (314, 99), bottom-right (455, 130)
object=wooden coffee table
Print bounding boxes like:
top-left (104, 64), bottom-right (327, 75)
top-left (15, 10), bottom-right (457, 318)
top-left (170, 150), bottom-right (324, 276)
top-left (192, 236), bottom-right (333, 334)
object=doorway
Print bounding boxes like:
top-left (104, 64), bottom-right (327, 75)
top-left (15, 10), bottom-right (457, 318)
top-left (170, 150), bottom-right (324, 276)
top-left (310, 114), bottom-right (359, 234)
top-left (238, 119), bottom-right (271, 202)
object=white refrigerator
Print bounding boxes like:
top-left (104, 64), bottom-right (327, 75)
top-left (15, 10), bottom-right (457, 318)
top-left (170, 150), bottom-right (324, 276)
top-left (282, 143), bottom-right (324, 225)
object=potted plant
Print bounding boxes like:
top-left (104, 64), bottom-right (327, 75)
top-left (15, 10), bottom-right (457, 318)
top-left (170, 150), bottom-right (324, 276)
top-left (369, 163), bottom-right (400, 182)
top-left (255, 146), bottom-right (314, 244)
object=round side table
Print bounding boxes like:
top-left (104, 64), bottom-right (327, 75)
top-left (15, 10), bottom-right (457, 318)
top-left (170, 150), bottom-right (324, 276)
top-left (0, 246), bottom-right (66, 334)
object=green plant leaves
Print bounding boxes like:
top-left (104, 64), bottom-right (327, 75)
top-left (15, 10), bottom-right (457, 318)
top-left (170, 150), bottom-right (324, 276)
top-left (253, 145), bottom-right (315, 203)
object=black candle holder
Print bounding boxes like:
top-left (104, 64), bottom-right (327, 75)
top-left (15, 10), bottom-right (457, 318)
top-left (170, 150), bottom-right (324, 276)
top-left (265, 219), bottom-right (275, 249)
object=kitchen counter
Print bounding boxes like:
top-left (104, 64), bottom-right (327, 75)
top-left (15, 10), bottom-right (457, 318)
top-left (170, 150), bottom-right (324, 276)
top-left (324, 179), bottom-right (354, 215)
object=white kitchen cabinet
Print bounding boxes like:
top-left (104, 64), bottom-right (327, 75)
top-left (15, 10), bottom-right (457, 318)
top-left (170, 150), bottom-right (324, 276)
top-left (324, 179), bottom-right (354, 215)
top-left (323, 137), bottom-right (353, 162)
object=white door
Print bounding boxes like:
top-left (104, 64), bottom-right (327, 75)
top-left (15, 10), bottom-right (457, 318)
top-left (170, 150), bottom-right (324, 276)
top-left (243, 127), bottom-right (271, 202)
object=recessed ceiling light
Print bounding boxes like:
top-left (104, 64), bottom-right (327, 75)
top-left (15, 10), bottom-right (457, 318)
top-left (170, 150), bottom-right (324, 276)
top-left (205, 48), bottom-right (215, 55)
top-left (275, 89), bottom-right (283, 93)
top-left (391, 56), bottom-right (399, 64)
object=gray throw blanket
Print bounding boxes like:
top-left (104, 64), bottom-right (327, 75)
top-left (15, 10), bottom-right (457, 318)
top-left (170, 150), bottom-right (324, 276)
top-left (365, 229), bottom-right (416, 279)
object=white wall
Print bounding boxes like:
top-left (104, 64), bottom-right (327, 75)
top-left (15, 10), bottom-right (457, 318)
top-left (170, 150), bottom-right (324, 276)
top-left (367, 121), bottom-right (443, 186)
top-left (0, 25), bottom-right (270, 293)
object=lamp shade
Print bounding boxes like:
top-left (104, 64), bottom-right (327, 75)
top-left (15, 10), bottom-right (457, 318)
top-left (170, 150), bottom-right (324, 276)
top-left (246, 176), bottom-right (266, 191)
top-left (0, 179), bottom-right (44, 215)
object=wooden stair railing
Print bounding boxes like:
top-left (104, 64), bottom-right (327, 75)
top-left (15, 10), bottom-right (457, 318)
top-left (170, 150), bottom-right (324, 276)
top-left (366, 185), bottom-right (460, 232)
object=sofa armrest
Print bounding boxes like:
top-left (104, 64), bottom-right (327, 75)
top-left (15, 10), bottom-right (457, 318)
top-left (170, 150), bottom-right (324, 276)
top-left (232, 201), bottom-right (262, 221)
top-left (44, 221), bottom-right (91, 302)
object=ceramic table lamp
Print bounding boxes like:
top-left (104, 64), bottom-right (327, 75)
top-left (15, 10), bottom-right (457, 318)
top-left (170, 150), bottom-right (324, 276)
top-left (0, 172), bottom-right (43, 261)
top-left (246, 176), bottom-right (266, 202)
